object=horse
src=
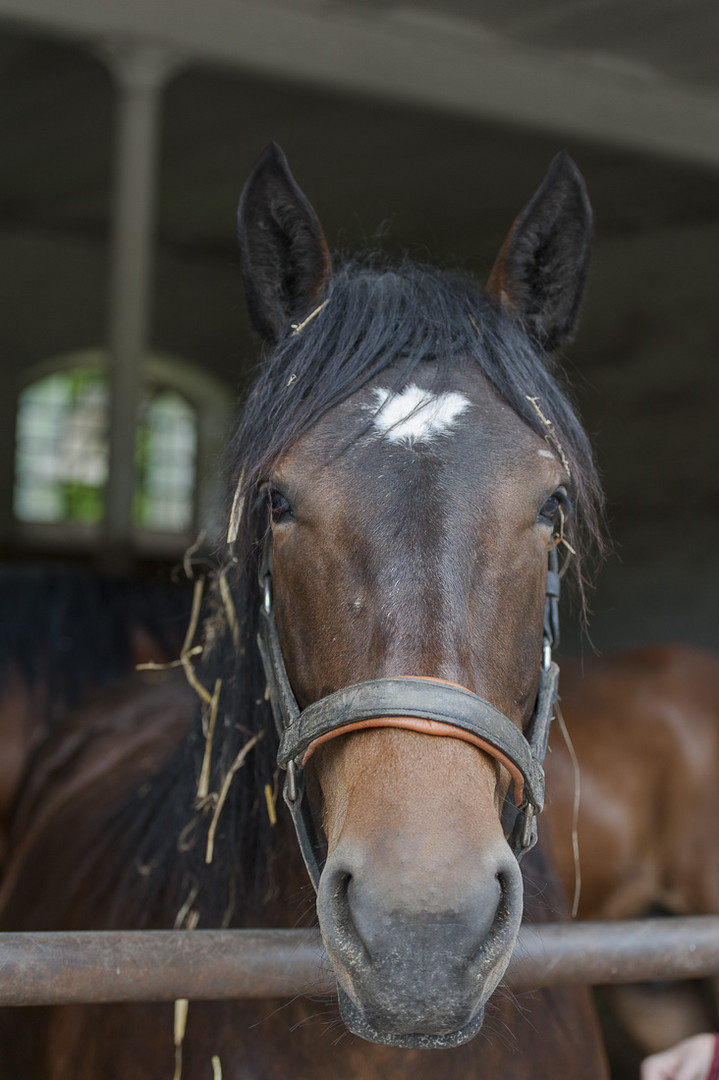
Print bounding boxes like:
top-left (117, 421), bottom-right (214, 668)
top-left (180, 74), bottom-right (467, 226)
top-left (0, 567), bottom-right (191, 855)
top-left (544, 644), bottom-right (719, 1057)
top-left (546, 645), bottom-right (719, 924)
top-left (0, 145), bottom-right (610, 1078)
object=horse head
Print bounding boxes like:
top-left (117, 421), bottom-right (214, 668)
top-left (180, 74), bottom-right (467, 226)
top-left (234, 144), bottom-right (596, 1048)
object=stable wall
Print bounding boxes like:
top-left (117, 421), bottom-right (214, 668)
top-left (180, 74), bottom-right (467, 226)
top-left (1, 26), bottom-right (717, 652)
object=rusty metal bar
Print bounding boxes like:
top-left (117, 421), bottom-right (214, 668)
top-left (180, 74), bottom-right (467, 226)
top-left (509, 917), bottom-right (719, 990)
top-left (1, 917), bottom-right (718, 1007)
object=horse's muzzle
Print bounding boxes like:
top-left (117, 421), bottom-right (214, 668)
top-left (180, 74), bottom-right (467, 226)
top-left (317, 838), bottom-right (523, 1048)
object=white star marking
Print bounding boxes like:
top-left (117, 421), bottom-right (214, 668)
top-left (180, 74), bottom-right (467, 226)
top-left (368, 385), bottom-right (471, 447)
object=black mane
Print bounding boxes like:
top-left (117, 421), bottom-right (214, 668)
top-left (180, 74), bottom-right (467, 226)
top-left (0, 567), bottom-right (190, 711)
top-left (110, 256), bottom-right (605, 930)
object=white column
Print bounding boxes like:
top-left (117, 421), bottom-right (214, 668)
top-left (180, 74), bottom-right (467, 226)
top-left (101, 40), bottom-right (177, 564)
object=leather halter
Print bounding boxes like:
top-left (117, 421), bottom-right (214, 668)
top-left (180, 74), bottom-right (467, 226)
top-left (257, 536), bottom-right (561, 890)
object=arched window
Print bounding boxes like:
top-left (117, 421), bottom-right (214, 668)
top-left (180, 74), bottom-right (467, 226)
top-left (13, 350), bottom-right (232, 552)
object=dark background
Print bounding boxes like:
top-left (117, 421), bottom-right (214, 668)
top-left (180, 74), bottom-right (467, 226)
top-left (0, 4), bottom-right (717, 655)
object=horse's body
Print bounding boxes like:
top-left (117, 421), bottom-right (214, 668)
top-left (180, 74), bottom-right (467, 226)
top-left (546, 645), bottom-right (719, 923)
top-left (545, 645), bottom-right (719, 1056)
top-left (0, 147), bottom-right (610, 1076)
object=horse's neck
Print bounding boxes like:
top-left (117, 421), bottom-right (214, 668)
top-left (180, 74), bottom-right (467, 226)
top-left (0, 664), bottom-right (314, 933)
top-left (235, 816), bottom-right (315, 929)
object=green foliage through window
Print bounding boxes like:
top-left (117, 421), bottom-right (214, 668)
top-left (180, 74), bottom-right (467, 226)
top-left (14, 368), bottom-right (197, 532)
top-left (134, 390), bottom-right (196, 531)
top-left (14, 368), bottom-right (108, 525)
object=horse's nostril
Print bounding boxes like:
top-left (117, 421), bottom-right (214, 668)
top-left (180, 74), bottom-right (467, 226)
top-left (320, 860), bottom-right (354, 922)
top-left (493, 869), bottom-right (511, 920)
top-left (318, 859), bottom-right (375, 973)
top-left (498, 854), bottom-right (523, 899)
top-left (329, 868), bottom-right (351, 901)
top-left (334, 870), bottom-right (352, 917)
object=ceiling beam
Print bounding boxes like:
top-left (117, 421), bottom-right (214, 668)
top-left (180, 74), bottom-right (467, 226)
top-left (2, 0), bottom-right (719, 169)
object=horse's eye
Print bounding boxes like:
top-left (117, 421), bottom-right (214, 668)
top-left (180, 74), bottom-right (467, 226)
top-left (269, 488), bottom-right (292, 522)
top-left (538, 491), bottom-right (569, 527)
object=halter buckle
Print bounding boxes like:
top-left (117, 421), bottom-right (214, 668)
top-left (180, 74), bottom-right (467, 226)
top-left (521, 805), bottom-right (535, 850)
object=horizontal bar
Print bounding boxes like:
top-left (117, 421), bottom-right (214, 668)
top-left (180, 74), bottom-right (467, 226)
top-left (514, 916), bottom-right (719, 989)
top-left (1, 917), bottom-right (718, 1007)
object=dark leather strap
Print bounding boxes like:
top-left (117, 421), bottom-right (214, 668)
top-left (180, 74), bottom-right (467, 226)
top-left (258, 603), bottom-right (300, 735)
top-left (544, 545), bottom-right (561, 651)
top-left (277, 676), bottom-right (548, 813)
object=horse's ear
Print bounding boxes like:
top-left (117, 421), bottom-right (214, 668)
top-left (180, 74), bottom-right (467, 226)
top-left (486, 152), bottom-right (592, 353)
top-left (238, 143), bottom-right (331, 343)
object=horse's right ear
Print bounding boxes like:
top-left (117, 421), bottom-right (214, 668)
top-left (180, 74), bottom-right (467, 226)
top-left (486, 152), bottom-right (592, 353)
top-left (238, 144), bottom-right (331, 343)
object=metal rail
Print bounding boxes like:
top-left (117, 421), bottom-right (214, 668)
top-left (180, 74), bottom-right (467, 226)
top-left (1, 917), bottom-right (718, 1007)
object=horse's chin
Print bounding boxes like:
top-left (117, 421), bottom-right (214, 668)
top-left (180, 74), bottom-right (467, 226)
top-left (337, 987), bottom-right (486, 1048)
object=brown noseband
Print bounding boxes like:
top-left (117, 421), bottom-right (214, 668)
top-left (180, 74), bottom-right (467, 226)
top-left (257, 534), bottom-right (561, 890)
top-left (302, 681), bottom-right (527, 806)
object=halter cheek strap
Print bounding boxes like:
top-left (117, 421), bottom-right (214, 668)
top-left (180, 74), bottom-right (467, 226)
top-left (258, 535), bottom-right (561, 890)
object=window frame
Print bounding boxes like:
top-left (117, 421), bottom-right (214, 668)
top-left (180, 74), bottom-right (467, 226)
top-left (12, 348), bottom-right (233, 556)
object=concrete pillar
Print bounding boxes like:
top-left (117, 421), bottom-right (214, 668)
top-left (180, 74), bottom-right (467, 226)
top-left (101, 40), bottom-right (177, 569)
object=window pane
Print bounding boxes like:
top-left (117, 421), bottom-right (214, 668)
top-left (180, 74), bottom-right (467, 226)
top-left (15, 367), bottom-right (199, 535)
top-left (134, 390), bottom-right (197, 531)
top-left (14, 369), bottom-right (108, 525)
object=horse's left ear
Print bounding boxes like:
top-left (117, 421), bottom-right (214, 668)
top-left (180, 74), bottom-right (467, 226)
top-left (487, 152), bottom-right (592, 353)
top-left (238, 143), bottom-right (331, 342)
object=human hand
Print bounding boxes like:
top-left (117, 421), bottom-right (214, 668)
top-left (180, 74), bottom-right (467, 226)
top-left (640, 1033), bottom-right (719, 1080)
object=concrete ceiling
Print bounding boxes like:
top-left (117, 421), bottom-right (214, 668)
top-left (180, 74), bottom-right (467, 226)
top-left (1, 0), bottom-right (718, 278)
top-left (1, 0), bottom-right (719, 167)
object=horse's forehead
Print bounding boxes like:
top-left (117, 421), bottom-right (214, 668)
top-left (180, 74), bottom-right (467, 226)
top-left (293, 368), bottom-right (543, 471)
